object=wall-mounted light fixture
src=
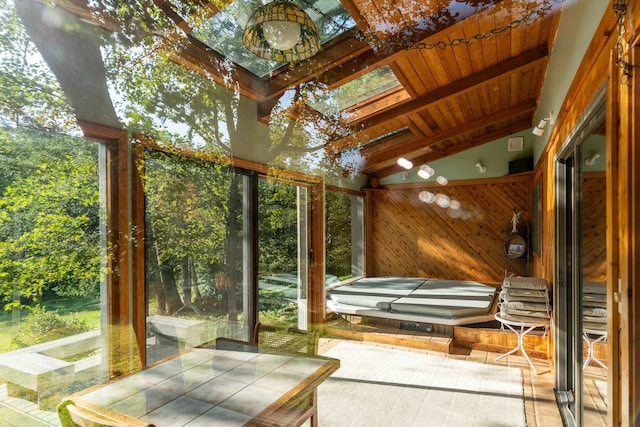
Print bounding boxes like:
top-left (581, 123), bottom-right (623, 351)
top-left (584, 153), bottom-right (600, 166)
top-left (397, 157), bottom-right (413, 169)
top-left (532, 119), bottom-right (548, 136)
top-left (532, 113), bottom-right (553, 136)
top-left (475, 161), bottom-right (487, 173)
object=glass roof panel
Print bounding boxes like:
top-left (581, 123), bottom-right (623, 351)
top-left (192, 0), bottom-right (355, 78)
top-left (309, 66), bottom-right (401, 115)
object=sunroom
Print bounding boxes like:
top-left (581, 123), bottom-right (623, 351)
top-left (0, 0), bottom-right (638, 426)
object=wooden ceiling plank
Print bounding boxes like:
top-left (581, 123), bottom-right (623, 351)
top-left (372, 119), bottom-right (531, 177)
top-left (339, 0), bottom-right (372, 33)
top-left (465, 85), bottom-right (486, 119)
top-left (361, 100), bottom-right (536, 167)
top-left (416, 45), bottom-right (451, 85)
top-left (393, 56), bottom-right (424, 95)
top-left (495, 4), bottom-right (513, 62)
top-left (465, 20), bottom-right (486, 74)
top-left (403, 50), bottom-right (438, 94)
top-left (354, 45), bottom-right (548, 128)
top-left (449, 27), bottom-right (473, 78)
top-left (408, 115), bottom-right (435, 138)
top-left (435, 42), bottom-right (462, 83)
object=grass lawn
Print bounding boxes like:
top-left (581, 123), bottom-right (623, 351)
top-left (0, 297), bottom-right (101, 354)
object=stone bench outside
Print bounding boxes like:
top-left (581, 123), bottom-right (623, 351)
top-left (147, 315), bottom-right (208, 348)
top-left (0, 329), bottom-right (102, 410)
top-left (0, 352), bottom-right (74, 409)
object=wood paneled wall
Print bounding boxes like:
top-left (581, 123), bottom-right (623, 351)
top-left (583, 173), bottom-right (606, 282)
top-left (366, 175), bottom-right (531, 284)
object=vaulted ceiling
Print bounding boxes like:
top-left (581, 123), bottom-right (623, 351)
top-left (154, 0), bottom-right (562, 179)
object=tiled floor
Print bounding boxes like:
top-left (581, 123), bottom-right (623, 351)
top-left (318, 337), bottom-right (570, 427)
top-left (0, 336), bottom-right (606, 426)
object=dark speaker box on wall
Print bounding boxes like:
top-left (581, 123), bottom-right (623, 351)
top-left (509, 157), bottom-right (533, 175)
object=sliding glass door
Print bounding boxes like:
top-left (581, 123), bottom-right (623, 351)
top-left (555, 86), bottom-right (608, 426)
top-left (257, 179), bottom-right (309, 329)
top-left (143, 150), bottom-right (256, 363)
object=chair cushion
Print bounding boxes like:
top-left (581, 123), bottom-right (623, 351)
top-left (584, 281), bottom-right (607, 295)
top-left (501, 301), bottom-right (548, 312)
top-left (583, 307), bottom-right (607, 317)
top-left (502, 277), bottom-right (549, 290)
top-left (501, 307), bottom-right (550, 319)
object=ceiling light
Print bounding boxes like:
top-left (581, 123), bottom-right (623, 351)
top-left (397, 157), bottom-right (413, 169)
top-left (436, 176), bottom-right (448, 185)
top-left (584, 153), bottom-right (600, 166)
top-left (419, 191), bottom-right (435, 203)
top-left (242, 1), bottom-right (320, 62)
top-left (418, 164), bottom-right (434, 179)
top-left (475, 162), bottom-right (487, 173)
top-left (435, 194), bottom-right (450, 208)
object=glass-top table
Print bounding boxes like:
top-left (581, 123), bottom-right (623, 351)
top-left (62, 338), bottom-right (340, 426)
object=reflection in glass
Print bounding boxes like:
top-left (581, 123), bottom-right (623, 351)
top-left (192, 0), bottom-right (355, 77)
top-left (258, 179), bottom-right (306, 328)
top-left (325, 190), bottom-right (364, 286)
top-left (144, 150), bottom-right (251, 363)
top-left (0, 129), bottom-right (109, 412)
top-left (580, 126), bottom-right (607, 426)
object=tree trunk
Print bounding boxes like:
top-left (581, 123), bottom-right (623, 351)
top-left (181, 256), bottom-right (192, 309)
top-left (159, 258), bottom-right (183, 314)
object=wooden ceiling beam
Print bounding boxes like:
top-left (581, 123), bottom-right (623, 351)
top-left (372, 119), bottom-right (532, 178)
top-left (361, 100), bottom-right (536, 166)
top-left (326, 45), bottom-right (548, 152)
top-left (262, 0), bottom-right (509, 100)
top-left (354, 45), bottom-right (549, 129)
top-left (172, 37), bottom-right (270, 101)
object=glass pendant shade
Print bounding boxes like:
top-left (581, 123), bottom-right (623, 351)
top-left (263, 21), bottom-right (301, 50)
top-left (243, 1), bottom-right (320, 62)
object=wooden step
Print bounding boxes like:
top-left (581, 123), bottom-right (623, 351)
top-left (323, 322), bottom-right (453, 354)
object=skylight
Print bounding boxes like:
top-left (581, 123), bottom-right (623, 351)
top-left (309, 66), bottom-right (401, 116)
top-left (361, 127), bottom-right (409, 148)
top-left (192, 0), bottom-right (355, 78)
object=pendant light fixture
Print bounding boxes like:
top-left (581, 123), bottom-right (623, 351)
top-left (242, 1), bottom-right (321, 62)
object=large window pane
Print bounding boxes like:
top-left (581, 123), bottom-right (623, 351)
top-left (325, 189), bottom-right (364, 286)
top-left (143, 150), bottom-right (252, 364)
top-left (0, 128), bottom-right (108, 418)
top-left (258, 179), bottom-right (308, 329)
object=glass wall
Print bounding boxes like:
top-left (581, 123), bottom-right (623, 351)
top-left (143, 149), bottom-right (254, 363)
top-left (0, 0), bottom-right (362, 422)
top-left (0, 129), bottom-right (110, 416)
top-left (257, 179), bottom-right (308, 329)
top-left (0, 3), bottom-right (113, 421)
top-left (325, 189), bottom-right (365, 287)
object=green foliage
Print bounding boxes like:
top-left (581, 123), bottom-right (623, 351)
top-left (258, 180), bottom-right (298, 275)
top-left (0, 127), bottom-right (101, 308)
top-left (325, 190), bottom-right (353, 277)
top-left (0, 4), bottom-right (76, 131)
top-left (12, 305), bottom-right (91, 348)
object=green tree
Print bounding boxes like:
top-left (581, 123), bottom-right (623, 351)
top-left (0, 127), bottom-right (100, 309)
